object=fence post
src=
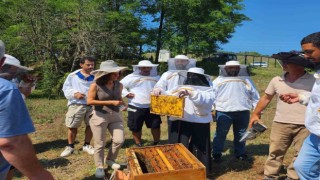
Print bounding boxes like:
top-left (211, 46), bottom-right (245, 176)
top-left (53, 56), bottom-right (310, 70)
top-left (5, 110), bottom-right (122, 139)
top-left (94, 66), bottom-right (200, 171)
top-left (244, 55), bottom-right (247, 65)
top-left (260, 56), bottom-right (263, 67)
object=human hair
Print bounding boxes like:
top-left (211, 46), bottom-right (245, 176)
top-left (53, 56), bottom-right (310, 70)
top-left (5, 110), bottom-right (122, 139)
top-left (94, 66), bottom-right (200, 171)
top-left (79, 56), bottom-right (95, 64)
top-left (0, 64), bottom-right (11, 72)
top-left (96, 73), bottom-right (111, 86)
top-left (301, 32), bottom-right (320, 48)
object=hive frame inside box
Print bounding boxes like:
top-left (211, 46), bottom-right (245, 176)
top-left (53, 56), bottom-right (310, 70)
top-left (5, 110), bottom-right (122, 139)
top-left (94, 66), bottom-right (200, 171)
top-left (126, 143), bottom-right (206, 180)
top-left (150, 95), bottom-right (185, 118)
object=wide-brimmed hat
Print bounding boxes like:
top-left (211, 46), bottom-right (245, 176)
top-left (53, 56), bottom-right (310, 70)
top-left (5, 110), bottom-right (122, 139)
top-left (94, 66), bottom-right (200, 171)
top-left (4, 54), bottom-right (33, 71)
top-left (174, 55), bottom-right (189, 60)
top-left (91, 60), bottom-right (127, 80)
top-left (271, 51), bottom-right (314, 68)
top-left (132, 60), bottom-right (158, 67)
top-left (187, 67), bottom-right (210, 78)
top-left (225, 60), bottom-right (240, 66)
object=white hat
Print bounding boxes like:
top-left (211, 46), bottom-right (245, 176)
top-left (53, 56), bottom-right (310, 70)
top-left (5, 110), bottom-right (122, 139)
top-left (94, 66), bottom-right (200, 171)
top-left (187, 67), bottom-right (210, 78)
top-left (132, 60), bottom-right (158, 67)
top-left (225, 60), bottom-right (240, 66)
top-left (4, 54), bottom-right (33, 71)
top-left (91, 60), bottom-right (127, 80)
top-left (0, 40), bottom-right (5, 59)
top-left (174, 55), bottom-right (189, 60)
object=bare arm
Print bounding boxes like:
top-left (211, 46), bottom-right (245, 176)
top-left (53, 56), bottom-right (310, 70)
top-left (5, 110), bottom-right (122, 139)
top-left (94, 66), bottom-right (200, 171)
top-left (279, 93), bottom-right (300, 104)
top-left (87, 83), bottom-right (123, 106)
top-left (249, 93), bottom-right (274, 128)
top-left (0, 135), bottom-right (53, 180)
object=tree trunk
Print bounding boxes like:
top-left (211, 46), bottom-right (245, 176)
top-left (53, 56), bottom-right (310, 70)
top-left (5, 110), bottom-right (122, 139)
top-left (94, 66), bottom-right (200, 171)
top-left (155, 5), bottom-right (165, 64)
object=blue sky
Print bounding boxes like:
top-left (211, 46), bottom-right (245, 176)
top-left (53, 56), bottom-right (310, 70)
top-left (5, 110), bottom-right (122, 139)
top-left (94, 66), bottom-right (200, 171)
top-left (220, 0), bottom-right (320, 56)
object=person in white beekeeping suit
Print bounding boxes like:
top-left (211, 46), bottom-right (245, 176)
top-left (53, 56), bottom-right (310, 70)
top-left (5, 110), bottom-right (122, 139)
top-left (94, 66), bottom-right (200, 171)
top-left (121, 60), bottom-right (162, 147)
top-left (152, 54), bottom-right (196, 139)
top-left (167, 67), bottom-right (214, 174)
top-left (211, 60), bottom-right (260, 162)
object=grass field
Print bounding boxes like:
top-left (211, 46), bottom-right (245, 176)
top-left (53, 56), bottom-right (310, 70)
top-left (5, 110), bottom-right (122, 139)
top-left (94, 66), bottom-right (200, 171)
top-left (13, 62), bottom-right (298, 180)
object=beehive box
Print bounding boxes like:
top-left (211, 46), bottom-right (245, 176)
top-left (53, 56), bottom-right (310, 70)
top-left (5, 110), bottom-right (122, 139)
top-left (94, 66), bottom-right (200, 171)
top-left (126, 143), bottom-right (206, 180)
top-left (150, 95), bottom-right (185, 118)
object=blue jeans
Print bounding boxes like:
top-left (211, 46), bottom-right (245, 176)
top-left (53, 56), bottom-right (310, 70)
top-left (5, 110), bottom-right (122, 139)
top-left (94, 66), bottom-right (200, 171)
top-left (293, 134), bottom-right (320, 180)
top-left (212, 110), bottom-right (249, 157)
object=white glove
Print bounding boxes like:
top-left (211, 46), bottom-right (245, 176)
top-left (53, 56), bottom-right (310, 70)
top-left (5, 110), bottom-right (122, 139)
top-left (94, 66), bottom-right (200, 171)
top-left (298, 92), bottom-right (310, 106)
top-left (152, 88), bottom-right (162, 96)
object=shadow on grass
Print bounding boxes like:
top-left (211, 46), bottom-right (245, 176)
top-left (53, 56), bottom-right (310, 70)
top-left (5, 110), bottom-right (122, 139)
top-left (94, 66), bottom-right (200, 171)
top-left (34, 139), bottom-right (70, 153)
top-left (207, 140), bottom-right (269, 179)
top-left (82, 171), bottom-right (113, 180)
top-left (40, 157), bottom-right (70, 169)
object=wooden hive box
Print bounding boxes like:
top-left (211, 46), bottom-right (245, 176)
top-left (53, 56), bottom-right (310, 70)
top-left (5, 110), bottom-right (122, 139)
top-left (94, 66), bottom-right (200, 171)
top-left (126, 143), bottom-right (206, 180)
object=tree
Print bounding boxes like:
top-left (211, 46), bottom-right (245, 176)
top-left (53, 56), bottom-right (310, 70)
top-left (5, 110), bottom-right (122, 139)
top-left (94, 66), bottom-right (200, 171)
top-left (140, 0), bottom-right (249, 62)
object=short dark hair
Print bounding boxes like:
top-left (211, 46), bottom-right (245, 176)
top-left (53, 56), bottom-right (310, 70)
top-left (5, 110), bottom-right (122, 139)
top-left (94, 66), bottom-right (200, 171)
top-left (80, 56), bottom-right (95, 64)
top-left (301, 32), bottom-right (320, 48)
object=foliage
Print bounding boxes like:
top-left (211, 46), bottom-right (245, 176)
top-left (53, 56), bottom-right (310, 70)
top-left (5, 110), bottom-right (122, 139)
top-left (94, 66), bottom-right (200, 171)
top-left (0, 0), bottom-right (249, 96)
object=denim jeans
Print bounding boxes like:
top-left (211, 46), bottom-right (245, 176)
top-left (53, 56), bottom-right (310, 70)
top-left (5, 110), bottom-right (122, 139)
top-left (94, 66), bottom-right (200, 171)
top-left (293, 134), bottom-right (320, 180)
top-left (212, 110), bottom-right (249, 157)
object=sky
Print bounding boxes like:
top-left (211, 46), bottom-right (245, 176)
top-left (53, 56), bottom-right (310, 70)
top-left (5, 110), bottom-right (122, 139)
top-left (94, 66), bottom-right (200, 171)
top-left (220, 0), bottom-right (320, 56)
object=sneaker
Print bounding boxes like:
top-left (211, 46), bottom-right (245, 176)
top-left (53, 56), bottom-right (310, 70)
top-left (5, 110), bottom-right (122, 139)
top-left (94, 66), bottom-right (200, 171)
top-left (60, 146), bottom-right (74, 157)
top-left (236, 154), bottom-right (249, 161)
top-left (95, 168), bottom-right (105, 178)
top-left (106, 160), bottom-right (121, 170)
top-left (135, 143), bottom-right (143, 147)
top-left (83, 145), bottom-right (94, 155)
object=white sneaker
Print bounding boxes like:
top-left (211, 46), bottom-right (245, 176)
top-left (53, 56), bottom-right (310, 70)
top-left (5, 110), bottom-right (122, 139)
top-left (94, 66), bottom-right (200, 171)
top-left (106, 160), bottom-right (121, 170)
top-left (83, 145), bottom-right (94, 155)
top-left (95, 168), bottom-right (105, 178)
top-left (60, 146), bottom-right (74, 157)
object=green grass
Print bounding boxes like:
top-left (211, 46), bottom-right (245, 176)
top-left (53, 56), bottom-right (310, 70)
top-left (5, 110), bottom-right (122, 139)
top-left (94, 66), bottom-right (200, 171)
top-left (12, 64), bottom-right (297, 180)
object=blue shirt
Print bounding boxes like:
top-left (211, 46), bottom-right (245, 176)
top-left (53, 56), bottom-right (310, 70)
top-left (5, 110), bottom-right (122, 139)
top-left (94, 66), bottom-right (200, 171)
top-left (0, 78), bottom-right (35, 177)
top-left (0, 78), bottom-right (35, 137)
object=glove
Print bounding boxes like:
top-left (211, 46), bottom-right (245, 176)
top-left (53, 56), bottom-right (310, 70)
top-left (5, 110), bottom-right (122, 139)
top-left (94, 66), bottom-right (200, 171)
top-left (152, 88), bottom-right (162, 96)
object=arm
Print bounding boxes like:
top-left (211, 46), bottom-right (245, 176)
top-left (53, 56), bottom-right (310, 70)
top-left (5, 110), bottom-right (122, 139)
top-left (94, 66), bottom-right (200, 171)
top-left (120, 76), bottom-right (135, 98)
top-left (152, 73), bottom-right (168, 95)
top-left (86, 83), bottom-right (123, 106)
top-left (62, 74), bottom-right (85, 100)
top-left (0, 135), bottom-right (53, 180)
top-left (249, 93), bottom-right (274, 128)
top-left (248, 78), bottom-right (261, 108)
top-left (280, 92), bottom-right (311, 105)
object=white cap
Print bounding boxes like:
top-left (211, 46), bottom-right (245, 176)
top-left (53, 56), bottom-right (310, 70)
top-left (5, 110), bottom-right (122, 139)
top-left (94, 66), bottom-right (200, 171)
top-left (4, 54), bottom-right (33, 71)
top-left (225, 60), bottom-right (240, 66)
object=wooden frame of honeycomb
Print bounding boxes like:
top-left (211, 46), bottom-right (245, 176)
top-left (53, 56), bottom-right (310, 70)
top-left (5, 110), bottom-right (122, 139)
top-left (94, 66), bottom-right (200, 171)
top-left (150, 95), bottom-right (185, 118)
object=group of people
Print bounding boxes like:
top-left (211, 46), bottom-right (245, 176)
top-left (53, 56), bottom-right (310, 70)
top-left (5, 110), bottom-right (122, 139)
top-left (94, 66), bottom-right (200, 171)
top-left (0, 32), bottom-right (319, 180)
top-left (58, 52), bottom-right (259, 177)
